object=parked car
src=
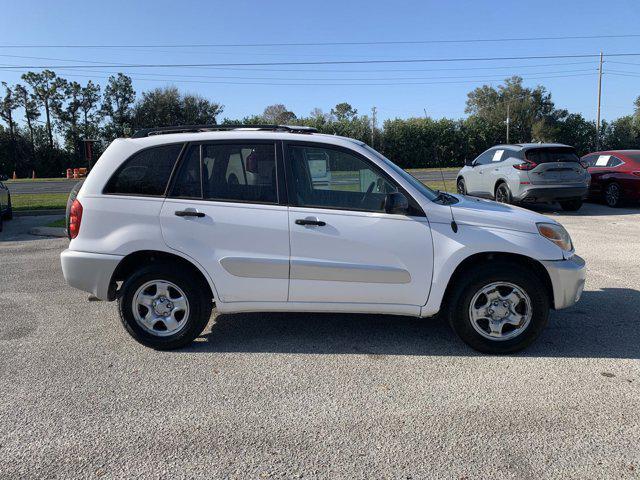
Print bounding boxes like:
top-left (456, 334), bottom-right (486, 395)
top-left (60, 125), bottom-right (586, 354)
top-left (0, 174), bottom-right (13, 232)
top-left (456, 143), bottom-right (590, 211)
top-left (581, 150), bottom-right (640, 207)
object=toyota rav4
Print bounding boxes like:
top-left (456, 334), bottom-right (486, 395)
top-left (61, 125), bottom-right (586, 354)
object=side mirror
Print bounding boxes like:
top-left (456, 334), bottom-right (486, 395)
top-left (465, 158), bottom-right (475, 167)
top-left (384, 192), bottom-right (409, 215)
top-left (0, 174), bottom-right (8, 181)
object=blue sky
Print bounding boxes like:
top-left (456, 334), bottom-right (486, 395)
top-left (1, 0), bottom-right (640, 123)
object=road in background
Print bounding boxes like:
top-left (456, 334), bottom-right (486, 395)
top-left (6, 170), bottom-right (457, 195)
top-left (4, 204), bottom-right (637, 478)
top-left (6, 179), bottom-right (80, 195)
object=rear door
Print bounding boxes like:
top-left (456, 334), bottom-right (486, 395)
top-left (525, 147), bottom-right (586, 185)
top-left (465, 149), bottom-right (494, 196)
top-left (284, 142), bottom-right (433, 307)
top-left (159, 140), bottom-right (290, 303)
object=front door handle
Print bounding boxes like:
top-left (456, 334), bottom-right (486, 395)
top-left (175, 210), bottom-right (205, 218)
top-left (295, 218), bottom-right (326, 226)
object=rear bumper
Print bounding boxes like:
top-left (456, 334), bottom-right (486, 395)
top-left (517, 185), bottom-right (588, 202)
top-left (540, 255), bottom-right (586, 310)
top-left (60, 249), bottom-right (123, 300)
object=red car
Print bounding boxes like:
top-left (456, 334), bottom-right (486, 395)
top-left (581, 150), bottom-right (640, 207)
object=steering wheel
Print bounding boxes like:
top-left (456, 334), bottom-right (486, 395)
top-left (360, 181), bottom-right (375, 206)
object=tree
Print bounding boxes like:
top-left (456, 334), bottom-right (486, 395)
top-left (262, 104), bottom-right (296, 124)
top-left (132, 86), bottom-right (223, 128)
top-left (21, 70), bottom-right (65, 149)
top-left (101, 73), bottom-right (136, 140)
top-left (331, 102), bottom-right (358, 122)
top-left (54, 80), bottom-right (88, 158)
top-left (14, 84), bottom-right (40, 147)
top-left (0, 82), bottom-right (18, 138)
top-left (80, 81), bottom-right (101, 138)
top-left (466, 76), bottom-right (555, 143)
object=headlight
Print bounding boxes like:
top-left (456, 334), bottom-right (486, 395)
top-left (537, 222), bottom-right (573, 251)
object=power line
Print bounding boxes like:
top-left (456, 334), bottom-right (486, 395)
top-left (0, 68), bottom-right (597, 86)
top-left (1, 33), bottom-right (639, 48)
top-left (2, 52), bottom-right (639, 70)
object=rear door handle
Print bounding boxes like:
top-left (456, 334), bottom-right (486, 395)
top-left (295, 218), bottom-right (326, 226)
top-left (175, 210), bottom-right (205, 218)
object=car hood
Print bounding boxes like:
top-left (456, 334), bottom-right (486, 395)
top-left (447, 194), bottom-right (556, 234)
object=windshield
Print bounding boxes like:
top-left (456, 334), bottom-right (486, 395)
top-left (361, 145), bottom-right (439, 201)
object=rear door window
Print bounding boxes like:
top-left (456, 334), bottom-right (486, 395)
top-left (104, 144), bottom-right (183, 196)
top-left (170, 143), bottom-right (278, 204)
top-left (526, 147), bottom-right (580, 164)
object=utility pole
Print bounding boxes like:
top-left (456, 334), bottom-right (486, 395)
top-left (371, 106), bottom-right (377, 147)
top-left (596, 51), bottom-right (604, 150)
top-left (506, 103), bottom-right (510, 144)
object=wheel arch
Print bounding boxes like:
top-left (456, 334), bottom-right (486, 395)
top-left (108, 250), bottom-right (216, 302)
top-left (493, 178), bottom-right (509, 194)
top-left (439, 251), bottom-right (555, 312)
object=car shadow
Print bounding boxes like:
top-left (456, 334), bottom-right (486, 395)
top-left (183, 288), bottom-right (640, 359)
top-left (523, 201), bottom-right (640, 217)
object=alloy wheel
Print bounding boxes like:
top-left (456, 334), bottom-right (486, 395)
top-left (468, 282), bottom-right (532, 341)
top-left (132, 280), bottom-right (190, 337)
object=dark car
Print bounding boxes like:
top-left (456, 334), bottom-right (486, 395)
top-left (581, 150), bottom-right (640, 207)
top-left (0, 174), bottom-right (13, 232)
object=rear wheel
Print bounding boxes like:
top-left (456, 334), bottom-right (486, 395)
top-left (446, 262), bottom-right (550, 354)
top-left (456, 178), bottom-right (467, 195)
top-left (604, 182), bottom-right (622, 207)
top-left (559, 198), bottom-right (582, 211)
top-left (3, 193), bottom-right (12, 220)
top-left (118, 263), bottom-right (213, 350)
top-left (495, 182), bottom-right (512, 204)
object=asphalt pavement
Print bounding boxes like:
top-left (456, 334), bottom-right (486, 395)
top-left (0, 203), bottom-right (638, 479)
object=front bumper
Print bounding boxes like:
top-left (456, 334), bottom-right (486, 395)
top-left (540, 254), bottom-right (586, 310)
top-left (60, 249), bottom-right (123, 300)
top-left (517, 185), bottom-right (588, 202)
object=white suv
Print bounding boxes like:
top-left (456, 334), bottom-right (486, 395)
top-left (61, 125), bottom-right (586, 354)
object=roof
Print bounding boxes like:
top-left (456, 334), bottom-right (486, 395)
top-left (493, 143), bottom-right (572, 150)
top-left (119, 129), bottom-right (366, 150)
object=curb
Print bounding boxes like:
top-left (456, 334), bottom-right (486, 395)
top-left (15, 209), bottom-right (66, 217)
top-left (28, 226), bottom-right (67, 238)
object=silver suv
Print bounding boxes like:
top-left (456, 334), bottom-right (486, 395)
top-left (456, 143), bottom-right (590, 211)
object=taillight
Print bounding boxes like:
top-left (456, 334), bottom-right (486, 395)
top-left (68, 199), bottom-right (83, 239)
top-left (513, 161), bottom-right (537, 171)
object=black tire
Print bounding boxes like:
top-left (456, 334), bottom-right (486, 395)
top-left (559, 198), bottom-right (583, 211)
top-left (446, 262), bottom-right (550, 354)
top-left (118, 263), bottom-right (213, 350)
top-left (456, 178), bottom-right (467, 195)
top-left (2, 193), bottom-right (12, 220)
top-left (604, 182), bottom-right (622, 208)
top-left (495, 182), bottom-right (512, 204)
top-left (65, 180), bottom-right (84, 238)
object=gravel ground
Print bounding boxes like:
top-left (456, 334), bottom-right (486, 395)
top-left (0, 203), bottom-right (639, 479)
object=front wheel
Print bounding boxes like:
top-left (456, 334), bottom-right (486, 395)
top-left (559, 198), bottom-right (582, 211)
top-left (456, 178), bottom-right (467, 195)
top-left (446, 262), bottom-right (550, 354)
top-left (118, 263), bottom-right (213, 350)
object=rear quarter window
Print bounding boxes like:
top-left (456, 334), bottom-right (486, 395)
top-left (104, 144), bottom-right (183, 196)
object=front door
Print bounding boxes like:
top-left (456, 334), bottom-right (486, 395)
top-left (159, 141), bottom-right (290, 303)
top-left (285, 142), bottom-right (433, 306)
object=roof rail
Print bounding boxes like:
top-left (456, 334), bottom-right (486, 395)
top-left (131, 124), bottom-right (318, 138)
